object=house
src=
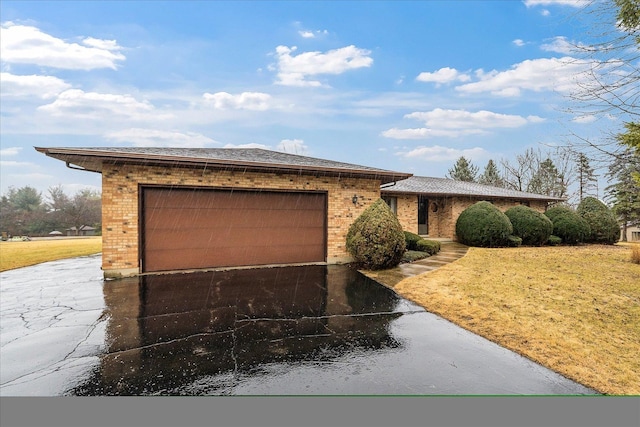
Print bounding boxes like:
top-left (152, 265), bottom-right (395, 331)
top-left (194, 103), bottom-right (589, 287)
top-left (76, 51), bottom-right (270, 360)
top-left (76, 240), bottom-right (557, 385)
top-left (36, 147), bottom-right (411, 278)
top-left (621, 224), bottom-right (640, 242)
top-left (66, 225), bottom-right (96, 236)
top-left (381, 176), bottom-right (565, 239)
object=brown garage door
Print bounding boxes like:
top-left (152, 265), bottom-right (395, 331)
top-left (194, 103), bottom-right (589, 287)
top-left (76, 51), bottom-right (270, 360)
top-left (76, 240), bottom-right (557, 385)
top-left (142, 187), bottom-right (327, 272)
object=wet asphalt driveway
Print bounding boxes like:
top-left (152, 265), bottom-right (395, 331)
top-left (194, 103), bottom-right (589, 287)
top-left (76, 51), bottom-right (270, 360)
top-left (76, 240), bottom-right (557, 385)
top-left (0, 255), bottom-right (596, 396)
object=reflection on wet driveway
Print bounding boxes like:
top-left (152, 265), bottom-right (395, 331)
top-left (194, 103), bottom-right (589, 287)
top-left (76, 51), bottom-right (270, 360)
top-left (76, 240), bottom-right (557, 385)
top-left (0, 256), bottom-right (596, 396)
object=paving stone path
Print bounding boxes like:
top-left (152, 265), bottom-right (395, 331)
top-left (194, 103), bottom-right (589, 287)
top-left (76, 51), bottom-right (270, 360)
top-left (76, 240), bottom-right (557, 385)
top-left (361, 240), bottom-right (469, 288)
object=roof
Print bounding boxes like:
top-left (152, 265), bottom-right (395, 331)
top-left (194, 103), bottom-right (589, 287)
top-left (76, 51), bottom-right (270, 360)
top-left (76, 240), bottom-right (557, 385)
top-left (381, 176), bottom-right (565, 202)
top-left (34, 147), bottom-right (412, 184)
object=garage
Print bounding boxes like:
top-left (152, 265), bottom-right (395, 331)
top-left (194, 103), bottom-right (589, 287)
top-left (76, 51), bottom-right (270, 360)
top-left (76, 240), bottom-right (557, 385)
top-left (142, 187), bottom-right (327, 272)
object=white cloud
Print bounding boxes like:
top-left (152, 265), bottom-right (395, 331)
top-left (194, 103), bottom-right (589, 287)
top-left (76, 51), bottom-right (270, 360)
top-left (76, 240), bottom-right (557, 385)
top-left (272, 45), bottom-right (373, 87)
top-left (571, 114), bottom-right (597, 124)
top-left (0, 160), bottom-right (37, 167)
top-left (416, 67), bottom-right (471, 85)
top-left (512, 39), bottom-right (526, 47)
top-left (397, 145), bottom-right (488, 162)
top-left (298, 29), bottom-right (328, 39)
top-left (277, 139), bottom-right (308, 154)
top-left (223, 143), bottom-right (270, 149)
top-left (523, 0), bottom-right (590, 7)
top-left (0, 147), bottom-right (23, 156)
top-left (105, 128), bottom-right (220, 147)
top-left (382, 108), bottom-right (544, 140)
top-left (455, 57), bottom-right (593, 97)
top-left (202, 91), bottom-right (272, 111)
top-left (37, 89), bottom-right (170, 120)
top-left (0, 22), bottom-right (125, 70)
top-left (0, 72), bottom-right (71, 99)
top-left (540, 36), bottom-right (588, 54)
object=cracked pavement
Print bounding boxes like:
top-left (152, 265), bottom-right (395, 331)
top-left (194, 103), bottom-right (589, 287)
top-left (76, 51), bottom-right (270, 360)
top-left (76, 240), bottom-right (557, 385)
top-left (1, 256), bottom-right (597, 396)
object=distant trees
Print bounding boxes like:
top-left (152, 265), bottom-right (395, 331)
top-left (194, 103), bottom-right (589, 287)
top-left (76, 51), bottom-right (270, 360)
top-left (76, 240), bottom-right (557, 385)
top-left (0, 185), bottom-right (101, 237)
top-left (447, 156), bottom-right (478, 182)
top-left (478, 160), bottom-right (504, 187)
top-left (606, 148), bottom-right (640, 240)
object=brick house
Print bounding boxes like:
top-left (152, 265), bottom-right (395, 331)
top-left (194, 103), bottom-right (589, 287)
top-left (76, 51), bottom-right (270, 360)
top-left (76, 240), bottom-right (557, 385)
top-left (36, 147), bottom-right (411, 278)
top-left (381, 176), bottom-right (565, 239)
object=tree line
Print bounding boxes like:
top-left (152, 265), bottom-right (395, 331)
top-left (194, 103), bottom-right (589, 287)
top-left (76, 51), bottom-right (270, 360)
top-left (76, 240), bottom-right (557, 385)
top-left (0, 185), bottom-right (101, 237)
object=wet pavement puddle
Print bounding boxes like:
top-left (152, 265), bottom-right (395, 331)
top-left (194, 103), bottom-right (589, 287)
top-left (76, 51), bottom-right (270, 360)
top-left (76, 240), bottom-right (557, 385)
top-left (0, 255), bottom-right (596, 395)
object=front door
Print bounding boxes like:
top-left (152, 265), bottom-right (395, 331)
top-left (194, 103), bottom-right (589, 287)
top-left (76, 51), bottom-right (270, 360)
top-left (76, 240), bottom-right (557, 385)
top-left (418, 195), bottom-right (429, 235)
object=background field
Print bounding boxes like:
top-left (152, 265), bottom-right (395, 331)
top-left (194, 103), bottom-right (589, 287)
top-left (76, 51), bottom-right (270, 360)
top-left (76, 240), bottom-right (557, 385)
top-left (0, 237), bottom-right (102, 272)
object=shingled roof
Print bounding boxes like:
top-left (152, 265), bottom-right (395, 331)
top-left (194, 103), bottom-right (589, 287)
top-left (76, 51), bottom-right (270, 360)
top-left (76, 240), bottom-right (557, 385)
top-left (35, 147), bottom-right (412, 184)
top-left (381, 176), bottom-right (565, 202)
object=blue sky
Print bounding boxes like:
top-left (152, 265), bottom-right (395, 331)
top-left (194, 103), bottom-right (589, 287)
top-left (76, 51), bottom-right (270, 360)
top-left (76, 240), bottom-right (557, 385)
top-left (0, 0), bottom-right (621, 196)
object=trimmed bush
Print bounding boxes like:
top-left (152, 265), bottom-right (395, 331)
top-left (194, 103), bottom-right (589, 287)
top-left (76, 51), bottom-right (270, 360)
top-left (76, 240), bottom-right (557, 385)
top-left (455, 201), bottom-right (513, 247)
top-left (547, 235), bottom-right (562, 246)
top-left (577, 197), bottom-right (620, 245)
top-left (504, 205), bottom-right (554, 246)
top-left (507, 235), bottom-right (523, 247)
top-left (346, 199), bottom-right (406, 270)
top-left (404, 231), bottom-right (422, 250)
top-left (415, 239), bottom-right (441, 255)
top-left (402, 250), bottom-right (430, 263)
top-left (544, 206), bottom-right (591, 245)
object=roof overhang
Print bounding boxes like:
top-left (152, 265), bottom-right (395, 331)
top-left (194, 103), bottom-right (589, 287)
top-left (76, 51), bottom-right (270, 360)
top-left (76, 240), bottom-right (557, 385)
top-left (35, 147), bottom-right (412, 185)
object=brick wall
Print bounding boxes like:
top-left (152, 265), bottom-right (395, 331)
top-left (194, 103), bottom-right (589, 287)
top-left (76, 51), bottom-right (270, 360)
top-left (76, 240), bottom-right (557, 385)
top-left (102, 163), bottom-right (381, 277)
top-left (391, 194), bottom-right (551, 240)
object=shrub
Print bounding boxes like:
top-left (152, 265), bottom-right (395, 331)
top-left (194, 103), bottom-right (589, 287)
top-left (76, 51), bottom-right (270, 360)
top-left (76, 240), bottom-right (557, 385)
top-left (346, 199), bottom-right (406, 270)
top-left (504, 205), bottom-right (554, 246)
top-left (402, 250), bottom-right (430, 263)
top-left (544, 206), bottom-right (591, 245)
top-left (455, 201), bottom-right (513, 247)
top-left (547, 235), bottom-right (562, 246)
top-left (404, 231), bottom-right (422, 250)
top-left (507, 235), bottom-right (523, 247)
top-left (415, 239), bottom-right (441, 255)
top-left (631, 245), bottom-right (640, 265)
top-left (576, 197), bottom-right (620, 245)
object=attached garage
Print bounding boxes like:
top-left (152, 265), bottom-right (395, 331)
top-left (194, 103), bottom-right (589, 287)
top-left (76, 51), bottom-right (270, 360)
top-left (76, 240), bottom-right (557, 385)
top-left (142, 187), bottom-right (327, 272)
top-left (35, 147), bottom-right (411, 278)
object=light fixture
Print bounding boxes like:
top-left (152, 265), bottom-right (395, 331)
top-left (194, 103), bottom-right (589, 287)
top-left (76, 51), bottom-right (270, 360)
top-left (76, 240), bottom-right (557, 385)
top-left (352, 194), bottom-right (358, 205)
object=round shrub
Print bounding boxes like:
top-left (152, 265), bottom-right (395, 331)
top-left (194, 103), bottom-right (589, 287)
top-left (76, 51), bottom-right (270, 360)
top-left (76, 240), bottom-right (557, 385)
top-left (576, 197), bottom-right (620, 245)
top-left (404, 231), bottom-right (422, 251)
top-left (504, 205), bottom-right (554, 246)
top-left (346, 198), bottom-right (406, 270)
top-left (455, 201), bottom-right (514, 247)
top-left (544, 206), bottom-right (590, 245)
top-left (547, 235), bottom-right (562, 246)
top-left (415, 238), bottom-right (441, 255)
top-left (507, 235), bottom-right (523, 247)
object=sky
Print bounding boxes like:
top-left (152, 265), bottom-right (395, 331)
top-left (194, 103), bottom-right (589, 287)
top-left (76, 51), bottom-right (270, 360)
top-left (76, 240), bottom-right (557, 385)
top-left (0, 0), bottom-right (625, 197)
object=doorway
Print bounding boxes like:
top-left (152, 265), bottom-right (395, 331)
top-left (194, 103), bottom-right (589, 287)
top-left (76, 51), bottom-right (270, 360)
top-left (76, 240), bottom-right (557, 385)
top-left (418, 195), bottom-right (429, 235)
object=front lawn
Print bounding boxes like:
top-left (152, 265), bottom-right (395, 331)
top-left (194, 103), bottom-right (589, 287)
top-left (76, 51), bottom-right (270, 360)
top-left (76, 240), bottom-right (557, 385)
top-left (394, 244), bottom-right (640, 395)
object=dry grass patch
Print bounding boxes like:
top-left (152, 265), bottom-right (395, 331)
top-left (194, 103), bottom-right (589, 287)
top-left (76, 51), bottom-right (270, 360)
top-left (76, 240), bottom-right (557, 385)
top-left (394, 244), bottom-right (640, 395)
top-left (0, 237), bottom-right (102, 272)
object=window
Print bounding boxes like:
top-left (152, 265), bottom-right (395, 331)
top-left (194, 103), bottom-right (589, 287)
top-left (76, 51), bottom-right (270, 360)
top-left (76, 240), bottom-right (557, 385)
top-left (382, 196), bottom-right (397, 215)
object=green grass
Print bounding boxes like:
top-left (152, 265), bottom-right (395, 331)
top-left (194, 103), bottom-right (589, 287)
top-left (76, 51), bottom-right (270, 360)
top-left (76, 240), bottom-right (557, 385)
top-left (0, 237), bottom-right (102, 271)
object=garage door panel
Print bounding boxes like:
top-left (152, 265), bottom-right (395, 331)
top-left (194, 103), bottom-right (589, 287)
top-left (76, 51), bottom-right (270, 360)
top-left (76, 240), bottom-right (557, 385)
top-left (145, 245), bottom-right (325, 271)
top-left (146, 208), bottom-right (325, 230)
top-left (144, 227), bottom-right (326, 250)
top-left (142, 188), bottom-right (327, 272)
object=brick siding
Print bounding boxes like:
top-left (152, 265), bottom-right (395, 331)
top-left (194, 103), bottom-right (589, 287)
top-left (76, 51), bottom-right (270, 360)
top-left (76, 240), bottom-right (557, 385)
top-left (102, 163), bottom-right (381, 277)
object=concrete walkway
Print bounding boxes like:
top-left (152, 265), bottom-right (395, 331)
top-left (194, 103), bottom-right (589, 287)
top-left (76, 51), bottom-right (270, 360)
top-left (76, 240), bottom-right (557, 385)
top-left (361, 240), bottom-right (469, 288)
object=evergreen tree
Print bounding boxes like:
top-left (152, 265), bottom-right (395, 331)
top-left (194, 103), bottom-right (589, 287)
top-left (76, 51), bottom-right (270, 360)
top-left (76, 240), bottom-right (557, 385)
top-left (527, 158), bottom-right (567, 198)
top-left (447, 156), bottom-right (478, 182)
top-left (576, 152), bottom-right (598, 202)
top-left (606, 148), bottom-right (640, 241)
top-left (478, 159), bottom-right (504, 187)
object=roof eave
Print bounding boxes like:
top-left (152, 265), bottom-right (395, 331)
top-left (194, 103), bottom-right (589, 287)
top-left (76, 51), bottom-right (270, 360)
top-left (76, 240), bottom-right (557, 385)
top-left (35, 147), bottom-right (411, 184)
